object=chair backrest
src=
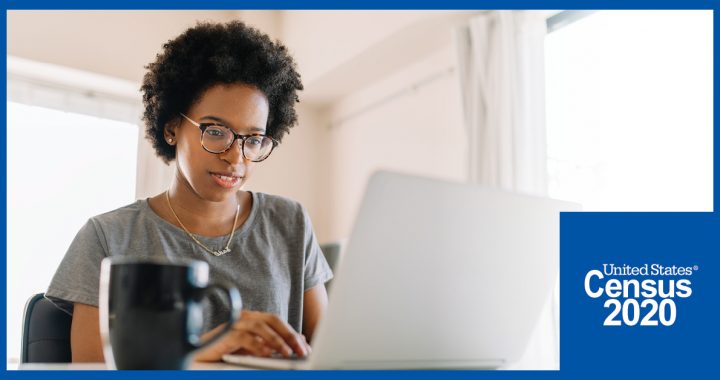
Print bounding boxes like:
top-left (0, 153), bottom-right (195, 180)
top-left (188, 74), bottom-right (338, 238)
top-left (21, 293), bottom-right (72, 363)
top-left (319, 242), bottom-right (342, 292)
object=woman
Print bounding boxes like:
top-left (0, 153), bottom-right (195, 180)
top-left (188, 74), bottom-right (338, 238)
top-left (45, 21), bottom-right (332, 362)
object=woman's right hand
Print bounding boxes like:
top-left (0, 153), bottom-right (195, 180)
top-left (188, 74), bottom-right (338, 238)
top-left (194, 310), bottom-right (310, 362)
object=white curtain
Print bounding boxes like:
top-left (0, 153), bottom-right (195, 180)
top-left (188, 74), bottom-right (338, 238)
top-left (135, 132), bottom-right (176, 200)
top-left (455, 11), bottom-right (558, 369)
top-left (456, 11), bottom-right (548, 195)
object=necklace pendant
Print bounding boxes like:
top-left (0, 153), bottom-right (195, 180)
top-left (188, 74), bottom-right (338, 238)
top-left (213, 247), bottom-right (231, 256)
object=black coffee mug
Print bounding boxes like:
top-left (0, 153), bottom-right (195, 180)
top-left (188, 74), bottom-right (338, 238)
top-left (99, 257), bottom-right (241, 370)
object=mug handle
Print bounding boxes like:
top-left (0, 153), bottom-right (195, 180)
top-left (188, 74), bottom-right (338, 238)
top-left (191, 283), bottom-right (242, 351)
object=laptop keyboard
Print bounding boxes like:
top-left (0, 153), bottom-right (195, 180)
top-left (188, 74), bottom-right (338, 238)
top-left (269, 352), bottom-right (309, 361)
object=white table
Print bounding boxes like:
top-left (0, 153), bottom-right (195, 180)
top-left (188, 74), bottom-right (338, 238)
top-left (12, 362), bottom-right (253, 370)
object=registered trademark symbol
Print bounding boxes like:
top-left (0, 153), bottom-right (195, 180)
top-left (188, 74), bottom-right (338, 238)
top-left (693, 265), bottom-right (699, 270)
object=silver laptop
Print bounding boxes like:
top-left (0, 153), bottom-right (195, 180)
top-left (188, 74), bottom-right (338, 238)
top-left (223, 170), bottom-right (580, 369)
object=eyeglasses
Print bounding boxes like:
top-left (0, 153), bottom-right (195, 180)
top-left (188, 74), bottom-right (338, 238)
top-left (180, 113), bottom-right (278, 162)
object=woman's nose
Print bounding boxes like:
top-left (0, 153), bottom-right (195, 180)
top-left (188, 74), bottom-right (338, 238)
top-left (219, 140), bottom-right (246, 165)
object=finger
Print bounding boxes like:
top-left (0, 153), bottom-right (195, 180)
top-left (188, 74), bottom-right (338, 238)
top-left (301, 334), bottom-right (312, 354)
top-left (261, 314), bottom-right (308, 357)
top-left (237, 319), bottom-right (294, 357)
top-left (195, 328), bottom-right (245, 361)
top-left (239, 334), bottom-right (274, 357)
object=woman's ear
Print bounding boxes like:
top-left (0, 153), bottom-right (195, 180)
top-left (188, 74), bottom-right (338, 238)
top-left (163, 118), bottom-right (180, 145)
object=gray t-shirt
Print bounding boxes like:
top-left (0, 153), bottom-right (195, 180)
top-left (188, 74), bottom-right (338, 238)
top-left (46, 191), bottom-right (333, 333)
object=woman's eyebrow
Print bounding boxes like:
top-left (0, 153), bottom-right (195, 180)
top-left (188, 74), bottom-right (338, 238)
top-left (199, 115), bottom-right (266, 133)
top-left (199, 115), bottom-right (229, 124)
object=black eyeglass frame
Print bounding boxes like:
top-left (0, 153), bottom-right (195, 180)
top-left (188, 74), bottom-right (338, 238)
top-left (179, 113), bottom-right (278, 162)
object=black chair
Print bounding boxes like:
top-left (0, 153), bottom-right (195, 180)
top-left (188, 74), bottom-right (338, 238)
top-left (21, 293), bottom-right (73, 363)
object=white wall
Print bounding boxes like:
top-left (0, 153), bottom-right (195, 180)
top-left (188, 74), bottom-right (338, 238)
top-left (279, 11), bottom-right (470, 241)
top-left (324, 46), bottom-right (466, 241)
top-left (7, 11), bottom-right (238, 83)
top-left (280, 11), bottom-right (441, 85)
top-left (244, 103), bottom-right (332, 243)
top-left (280, 11), bottom-right (480, 105)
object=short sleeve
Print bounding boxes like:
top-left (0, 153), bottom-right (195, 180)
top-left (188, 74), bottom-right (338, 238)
top-left (45, 218), bottom-right (109, 315)
top-left (301, 208), bottom-right (334, 291)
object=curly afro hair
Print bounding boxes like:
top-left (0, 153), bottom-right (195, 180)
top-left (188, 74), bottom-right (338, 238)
top-left (141, 21), bottom-right (303, 164)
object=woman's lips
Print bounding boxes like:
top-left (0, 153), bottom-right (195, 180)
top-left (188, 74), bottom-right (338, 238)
top-left (210, 172), bottom-right (242, 188)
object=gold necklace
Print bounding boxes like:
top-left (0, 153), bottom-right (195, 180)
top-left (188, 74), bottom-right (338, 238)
top-left (165, 191), bottom-right (240, 256)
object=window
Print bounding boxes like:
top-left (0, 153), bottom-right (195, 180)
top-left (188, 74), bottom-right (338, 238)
top-left (6, 102), bottom-right (138, 363)
top-left (545, 10), bottom-right (713, 211)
